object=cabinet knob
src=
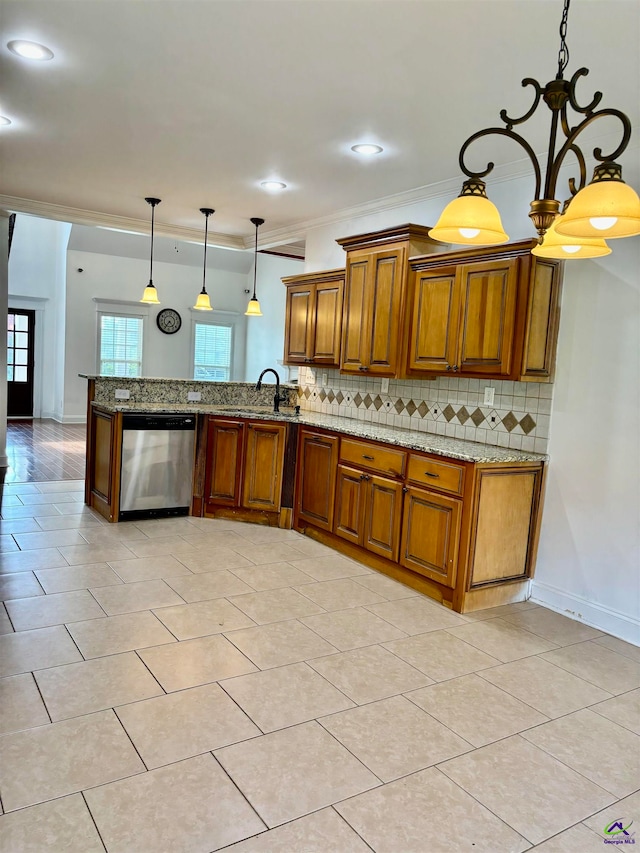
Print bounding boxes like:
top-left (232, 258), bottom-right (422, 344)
top-left (452, 365), bottom-right (459, 372)
top-left (402, 486), bottom-right (409, 494)
top-left (358, 365), bottom-right (369, 372)
top-left (446, 364), bottom-right (452, 371)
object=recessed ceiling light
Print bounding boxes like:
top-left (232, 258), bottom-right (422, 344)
top-left (7, 40), bottom-right (54, 60)
top-left (260, 181), bottom-right (287, 191)
top-left (0, 116), bottom-right (11, 126)
top-left (351, 143), bottom-right (383, 155)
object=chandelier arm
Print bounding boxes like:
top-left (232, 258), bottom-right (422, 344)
top-left (546, 107), bottom-right (632, 200)
top-left (564, 143), bottom-right (587, 198)
top-left (459, 127), bottom-right (542, 199)
top-left (499, 78), bottom-right (544, 129)
top-left (567, 68), bottom-right (603, 117)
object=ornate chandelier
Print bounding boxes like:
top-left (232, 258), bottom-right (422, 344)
top-left (430, 0), bottom-right (640, 259)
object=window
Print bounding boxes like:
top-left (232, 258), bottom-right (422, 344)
top-left (193, 323), bottom-right (233, 381)
top-left (99, 314), bottom-right (143, 377)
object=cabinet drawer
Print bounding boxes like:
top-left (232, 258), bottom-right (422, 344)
top-left (406, 454), bottom-right (465, 496)
top-left (340, 438), bottom-right (406, 478)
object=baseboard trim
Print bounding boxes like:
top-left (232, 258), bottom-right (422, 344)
top-left (41, 412), bottom-right (87, 424)
top-left (531, 580), bottom-right (640, 646)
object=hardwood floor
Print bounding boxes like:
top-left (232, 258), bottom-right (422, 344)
top-left (4, 420), bottom-right (86, 484)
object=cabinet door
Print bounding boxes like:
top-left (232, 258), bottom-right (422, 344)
top-left (284, 284), bottom-right (313, 364)
top-left (367, 248), bottom-right (405, 375)
top-left (296, 430), bottom-right (338, 530)
top-left (364, 474), bottom-right (403, 562)
top-left (456, 259), bottom-right (518, 375)
top-left (204, 418), bottom-right (245, 510)
top-left (312, 280), bottom-right (343, 365)
top-left (341, 255), bottom-right (370, 373)
top-left (408, 267), bottom-right (460, 373)
top-left (242, 423), bottom-right (286, 512)
top-left (334, 464), bottom-right (366, 546)
top-left (400, 486), bottom-right (461, 588)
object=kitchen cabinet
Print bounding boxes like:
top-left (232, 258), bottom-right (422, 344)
top-left (282, 269), bottom-right (344, 366)
top-left (400, 486), bottom-right (462, 588)
top-left (408, 240), bottom-right (562, 381)
top-left (337, 224), bottom-right (441, 377)
top-left (242, 422), bottom-right (286, 512)
top-left (203, 418), bottom-right (245, 513)
top-left (86, 406), bottom-right (122, 522)
top-left (295, 428), bottom-right (338, 531)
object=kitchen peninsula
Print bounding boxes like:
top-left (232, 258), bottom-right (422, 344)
top-left (83, 374), bottom-right (547, 614)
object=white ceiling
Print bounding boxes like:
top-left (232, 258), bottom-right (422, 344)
top-left (1, 0), bottom-right (639, 249)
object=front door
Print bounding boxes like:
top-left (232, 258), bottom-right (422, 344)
top-left (7, 308), bottom-right (36, 417)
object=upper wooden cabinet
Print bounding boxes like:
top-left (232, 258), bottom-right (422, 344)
top-left (408, 240), bottom-right (562, 382)
top-left (282, 269), bottom-right (345, 366)
top-left (337, 225), bottom-right (442, 377)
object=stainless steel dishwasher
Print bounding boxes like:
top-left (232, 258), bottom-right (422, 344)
top-left (119, 413), bottom-right (196, 520)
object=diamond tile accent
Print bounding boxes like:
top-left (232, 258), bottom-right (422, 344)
top-left (303, 388), bottom-right (311, 399)
top-left (353, 393), bottom-right (363, 407)
top-left (519, 413), bottom-right (536, 435)
top-left (336, 391), bottom-right (344, 404)
top-left (319, 390), bottom-right (327, 402)
top-left (394, 399), bottom-right (405, 414)
top-left (373, 395), bottom-right (384, 411)
top-left (456, 406), bottom-right (470, 425)
top-left (417, 402), bottom-right (429, 418)
top-left (501, 411), bottom-right (518, 433)
top-left (406, 400), bottom-right (417, 417)
top-left (430, 405), bottom-right (441, 420)
top-left (487, 409), bottom-right (499, 430)
top-left (442, 404), bottom-right (456, 423)
top-left (363, 394), bottom-right (373, 409)
top-left (327, 391), bottom-right (335, 403)
top-left (470, 407), bottom-right (486, 427)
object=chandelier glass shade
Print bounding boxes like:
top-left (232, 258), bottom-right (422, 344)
top-left (140, 197), bottom-right (161, 304)
top-left (193, 208), bottom-right (214, 311)
top-left (531, 213), bottom-right (611, 259)
top-left (430, 0), bottom-right (639, 258)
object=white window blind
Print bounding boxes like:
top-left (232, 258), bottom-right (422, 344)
top-left (194, 323), bottom-right (232, 381)
top-left (99, 315), bottom-right (143, 377)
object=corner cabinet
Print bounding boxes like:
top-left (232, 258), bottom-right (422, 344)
top-left (408, 240), bottom-right (562, 382)
top-left (282, 269), bottom-right (345, 367)
top-left (337, 225), bottom-right (442, 377)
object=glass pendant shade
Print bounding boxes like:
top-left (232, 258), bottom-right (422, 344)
top-left (532, 215), bottom-right (611, 260)
top-left (245, 297), bottom-right (263, 316)
top-left (140, 197), bottom-right (161, 304)
top-left (140, 283), bottom-right (161, 304)
top-left (193, 208), bottom-right (215, 311)
top-left (555, 168), bottom-right (640, 239)
top-left (430, 180), bottom-right (509, 246)
top-left (193, 289), bottom-right (212, 311)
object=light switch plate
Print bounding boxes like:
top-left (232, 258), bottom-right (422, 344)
top-left (307, 368), bottom-right (316, 385)
top-left (114, 389), bottom-right (130, 400)
top-left (187, 391), bottom-right (202, 402)
top-left (381, 378), bottom-right (390, 393)
top-left (484, 387), bottom-right (495, 407)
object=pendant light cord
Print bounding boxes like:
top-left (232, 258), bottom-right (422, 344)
top-left (252, 220), bottom-right (258, 298)
top-left (202, 212), bottom-right (209, 291)
top-left (149, 203), bottom-right (155, 283)
top-left (556, 0), bottom-right (571, 79)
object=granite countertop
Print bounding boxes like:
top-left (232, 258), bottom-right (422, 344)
top-left (92, 402), bottom-right (547, 464)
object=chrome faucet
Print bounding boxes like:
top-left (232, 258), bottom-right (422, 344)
top-left (256, 368), bottom-right (287, 412)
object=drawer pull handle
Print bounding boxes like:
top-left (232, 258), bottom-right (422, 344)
top-left (425, 471), bottom-right (439, 478)
top-left (362, 454), bottom-right (375, 460)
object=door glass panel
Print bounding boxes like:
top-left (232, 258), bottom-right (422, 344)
top-left (14, 349), bottom-right (28, 365)
top-left (14, 366), bottom-right (28, 382)
top-left (15, 332), bottom-right (28, 348)
top-left (15, 314), bottom-right (28, 332)
top-left (7, 331), bottom-right (13, 347)
top-left (7, 366), bottom-right (13, 381)
top-left (7, 350), bottom-right (13, 364)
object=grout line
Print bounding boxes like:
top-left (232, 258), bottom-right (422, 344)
top-left (30, 670), bottom-right (53, 724)
top-left (112, 706), bottom-right (150, 771)
top-left (80, 790), bottom-right (109, 852)
top-left (133, 648), bottom-right (168, 695)
top-left (329, 805), bottom-right (377, 851)
top-left (210, 752), bottom-right (269, 833)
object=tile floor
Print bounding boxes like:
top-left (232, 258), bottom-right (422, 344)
top-left (4, 420), bottom-right (86, 484)
top-left (0, 480), bottom-right (639, 852)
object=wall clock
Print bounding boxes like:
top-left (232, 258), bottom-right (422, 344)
top-left (156, 308), bottom-right (182, 335)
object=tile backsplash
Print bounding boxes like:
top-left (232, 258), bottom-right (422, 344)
top-left (297, 368), bottom-right (552, 453)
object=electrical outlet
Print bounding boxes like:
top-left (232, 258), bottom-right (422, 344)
top-left (114, 389), bottom-right (130, 400)
top-left (381, 378), bottom-right (390, 393)
top-left (187, 391), bottom-right (202, 402)
top-left (307, 368), bottom-right (316, 385)
top-left (484, 386), bottom-right (495, 407)
top-left (321, 372), bottom-right (328, 386)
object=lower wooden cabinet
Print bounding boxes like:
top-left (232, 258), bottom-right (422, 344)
top-left (242, 422), bottom-right (286, 512)
top-left (204, 418), bottom-right (245, 512)
top-left (399, 486), bottom-right (462, 588)
top-left (334, 464), bottom-right (403, 563)
top-left (296, 429), bottom-right (338, 531)
top-left (86, 407), bottom-right (121, 522)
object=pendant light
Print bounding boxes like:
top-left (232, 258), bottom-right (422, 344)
top-left (193, 208), bottom-right (214, 310)
top-left (429, 0), bottom-right (638, 255)
top-left (245, 217), bottom-right (265, 317)
top-left (532, 212), bottom-right (611, 260)
top-left (140, 197), bottom-right (161, 304)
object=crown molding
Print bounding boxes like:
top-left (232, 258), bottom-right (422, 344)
top-left (0, 196), bottom-right (246, 251)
